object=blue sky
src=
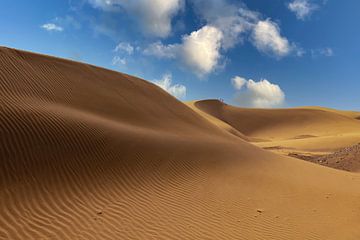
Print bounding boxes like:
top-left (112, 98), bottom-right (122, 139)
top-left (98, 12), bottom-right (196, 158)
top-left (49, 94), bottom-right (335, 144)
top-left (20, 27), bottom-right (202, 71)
top-left (0, 0), bottom-right (359, 110)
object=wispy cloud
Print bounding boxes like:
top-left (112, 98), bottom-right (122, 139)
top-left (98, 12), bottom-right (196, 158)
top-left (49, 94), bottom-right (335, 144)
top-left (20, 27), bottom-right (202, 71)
top-left (287, 0), bottom-right (319, 20)
top-left (112, 56), bottom-right (126, 67)
top-left (143, 41), bottom-right (178, 59)
top-left (41, 23), bottom-right (63, 32)
top-left (114, 42), bottom-right (134, 55)
top-left (87, 0), bottom-right (184, 37)
top-left (54, 16), bottom-right (81, 30)
top-left (191, 0), bottom-right (258, 50)
top-left (311, 47), bottom-right (334, 57)
top-left (153, 74), bottom-right (186, 99)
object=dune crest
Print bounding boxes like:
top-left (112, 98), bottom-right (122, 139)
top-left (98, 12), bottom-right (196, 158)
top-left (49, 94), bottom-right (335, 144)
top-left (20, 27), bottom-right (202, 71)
top-left (1, 47), bottom-right (360, 239)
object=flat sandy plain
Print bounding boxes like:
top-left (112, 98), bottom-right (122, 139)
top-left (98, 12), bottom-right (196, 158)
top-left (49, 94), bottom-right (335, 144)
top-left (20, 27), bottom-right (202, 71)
top-left (1, 47), bottom-right (360, 239)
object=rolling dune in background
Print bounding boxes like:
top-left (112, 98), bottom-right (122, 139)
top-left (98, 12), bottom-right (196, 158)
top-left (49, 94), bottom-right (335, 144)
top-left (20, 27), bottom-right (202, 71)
top-left (1, 47), bottom-right (360, 239)
top-left (190, 100), bottom-right (360, 171)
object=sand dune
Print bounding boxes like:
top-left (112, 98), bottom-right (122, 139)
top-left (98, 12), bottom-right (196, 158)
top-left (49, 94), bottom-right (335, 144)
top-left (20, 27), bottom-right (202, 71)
top-left (190, 100), bottom-right (360, 170)
top-left (191, 100), bottom-right (360, 142)
top-left (1, 47), bottom-right (360, 239)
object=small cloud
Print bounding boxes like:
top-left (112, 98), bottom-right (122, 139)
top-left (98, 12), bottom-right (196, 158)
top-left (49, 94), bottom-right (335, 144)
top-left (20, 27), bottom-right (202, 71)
top-left (295, 47), bottom-right (306, 57)
top-left (287, 0), bottom-right (318, 20)
top-left (232, 76), bottom-right (285, 108)
top-left (143, 41), bottom-right (178, 59)
top-left (251, 20), bottom-right (291, 58)
top-left (319, 47), bottom-right (334, 57)
top-left (311, 47), bottom-right (334, 57)
top-left (112, 56), bottom-right (126, 66)
top-left (41, 23), bottom-right (63, 32)
top-left (114, 42), bottom-right (134, 55)
top-left (153, 74), bottom-right (186, 99)
top-left (231, 76), bottom-right (247, 90)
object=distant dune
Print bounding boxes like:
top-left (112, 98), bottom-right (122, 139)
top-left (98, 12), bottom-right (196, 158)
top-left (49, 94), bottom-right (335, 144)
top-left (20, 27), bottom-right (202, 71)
top-left (189, 99), bottom-right (360, 171)
top-left (1, 47), bottom-right (360, 239)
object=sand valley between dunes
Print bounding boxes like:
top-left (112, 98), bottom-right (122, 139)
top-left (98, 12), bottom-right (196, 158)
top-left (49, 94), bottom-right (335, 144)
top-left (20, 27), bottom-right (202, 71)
top-left (1, 47), bottom-right (360, 239)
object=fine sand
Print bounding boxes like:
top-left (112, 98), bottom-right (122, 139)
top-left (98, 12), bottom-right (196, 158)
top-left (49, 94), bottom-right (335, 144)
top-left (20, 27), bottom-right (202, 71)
top-left (189, 100), bottom-right (360, 171)
top-left (1, 47), bottom-right (360, 239)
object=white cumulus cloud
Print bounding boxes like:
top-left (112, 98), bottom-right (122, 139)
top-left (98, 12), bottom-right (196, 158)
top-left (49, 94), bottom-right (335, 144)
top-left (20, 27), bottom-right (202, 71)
top-left (191, 1), bottom-right (296, 60)
top-left (288, 0), bottom-right (318, 20)
top-left (88, 0), bottom-right (183, 37)
top-left (251, 20), bottom-right (291, 58)
top-left (145, 15), bottom-right (296, 76)
top-left (153, 74), bottom-right (186, 99)
top-left (180, 25), bottom-right (223, 76)
top-left (232, 76), bottom-right (285, 108)
top-left (103, 0), bottom-right (299, 77)
top-left (41, 23), bottom-right (63, 32)
top-left (144, 25), bottom-right (223, 77)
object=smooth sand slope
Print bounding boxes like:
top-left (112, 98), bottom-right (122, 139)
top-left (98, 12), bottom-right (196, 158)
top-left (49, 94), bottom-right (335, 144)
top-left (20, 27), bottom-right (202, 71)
top-left (190, 100), bottom-right (360, 170)
top-left (1, 47), bottom-right (360, 239)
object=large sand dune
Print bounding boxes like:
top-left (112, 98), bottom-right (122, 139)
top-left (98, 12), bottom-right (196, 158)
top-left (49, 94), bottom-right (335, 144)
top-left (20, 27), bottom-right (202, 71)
top-left (1, 47), bottom-right (360, 239)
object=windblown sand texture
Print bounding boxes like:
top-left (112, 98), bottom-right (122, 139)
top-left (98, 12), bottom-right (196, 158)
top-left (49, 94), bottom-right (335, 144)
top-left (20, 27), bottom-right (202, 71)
top-left (1, 47), bottom-right (360, 239)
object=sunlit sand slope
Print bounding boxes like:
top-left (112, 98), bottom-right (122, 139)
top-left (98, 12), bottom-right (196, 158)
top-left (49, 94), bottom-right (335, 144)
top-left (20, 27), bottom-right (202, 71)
top-left (1, 47), bottom-right (360, 240)
top-left (192, 100), bottom-right (360, 142)
top-left (191, 100), bottom-right (360, 165)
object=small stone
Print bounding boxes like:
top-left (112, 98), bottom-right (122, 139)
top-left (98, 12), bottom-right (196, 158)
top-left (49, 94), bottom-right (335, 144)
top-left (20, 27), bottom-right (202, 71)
top-left (256, 209), bottom-right (264, 213)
